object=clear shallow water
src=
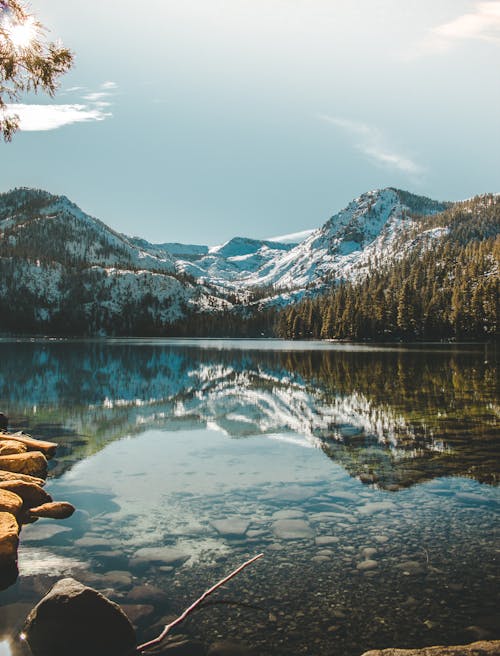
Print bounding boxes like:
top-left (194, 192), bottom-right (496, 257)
top-left (0, 339), bottom-right (498, 655)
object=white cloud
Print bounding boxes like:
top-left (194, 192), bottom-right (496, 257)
top-left (319, 115), bottom-right (423, 176)
top-left (420, 1), bottom-right (500, 53)
top-left (4, 81), bottom-right (118, 132)
top-left (5, 104), bottom-right (111, 131)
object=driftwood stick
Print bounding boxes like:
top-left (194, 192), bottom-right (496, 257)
top-left (136, 553), bottom-right (264, 653)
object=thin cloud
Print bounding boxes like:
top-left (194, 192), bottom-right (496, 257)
top-left (5, 104), bottom-right (111, 131)
top-left (5, 81), bottom-right (118, 132)
top-left (419, 1), bottom-right (500, 54)
top-left (319, 115), bottom-right (423, 176)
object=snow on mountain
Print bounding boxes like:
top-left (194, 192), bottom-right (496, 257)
top-left (237, 188), bottom-right (450, 291)
top-left (0, 185), bottom-right (459, 330)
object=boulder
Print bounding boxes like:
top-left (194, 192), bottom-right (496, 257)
top-left (0, 470), bottom-right (46, 486)
top-left (360, 641), bottom-right (500, 655)
top-left (0, 433), bottom-right (57, 458)
top-left (0, 488), bottom-right (23, 517)
top-left (23, 577), bottom-right (137, 656)
top-left (0, 452), bottom-right (48, 478)
top-left (0, 481), bottom-right (52, 509)
top-left (28, 501), bottom-right (75, 520)
top-left (0, 511), bottom-right (19, 564)
top-left (0, 440), bottom-right (27, 455)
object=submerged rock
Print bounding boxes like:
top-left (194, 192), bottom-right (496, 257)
top-left (211, 518), bottom-right (250, 538)
top-left (272, 519), bottom-right (315, 540)
top-left (24, 577), bottom-right (137, 656)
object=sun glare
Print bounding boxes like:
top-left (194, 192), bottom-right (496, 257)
top-left (0, 639), bottom-right (12, 656)
top-left (1, 14), bottom-right (36, 50)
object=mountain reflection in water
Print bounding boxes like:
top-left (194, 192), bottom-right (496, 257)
top-left (0, 339), bottom-right (497, 489)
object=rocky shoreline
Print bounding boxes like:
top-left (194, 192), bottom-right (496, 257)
top-left (0, 418), bottom-right (75, 591)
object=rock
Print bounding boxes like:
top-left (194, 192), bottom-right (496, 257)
top-left (0, 488), bottom-right (23, 517)
top-left (0, 413), bottom-right (8, 430)
top-left (271, 509), bottom-right (306, 519)
top-left (0, 511), bottom-right (19, 563)
top-left (0, 511), bottom-right (19, 589)
top-left (120, 603), bottom-right (155, 626)
top-left (0, 470), bottom-right (46, 486)
top-left (272, 519), bottom-right (315, 540)
top-left (327, 490), bottom-right (359, 503)
top-left (0, 433), bottom-right (58, 458)
top-left (28, 502), bottom-right (75, 520)
top-left (315, 535), bottom-right (339, 546)
top-left (396, 560), bottom-right (425, 575)
top-left (208, 640), bottom-right (257, 656)
top-left (0, 439), bottom-right (27, 455)
top-left (132, 546), bottom-right (190, 566)
top-left (211, 518), bottom-right (250, 538)
top-left (0, 452), bottom-right (48, 478)
top-left (23, 577), bottom-right (137, 656)
top-left (360, 640), bottom-right (500, 655)
top-left (127, 583), bottom-right (168, 603)
top-left (0, 480), bottom-right (52, 509)
top-left (361, 547), bottom-right (378, 559)
top-left (357, 559), bottom-right (378, 571)
top-left (358, 501), bottom-right (396, 515)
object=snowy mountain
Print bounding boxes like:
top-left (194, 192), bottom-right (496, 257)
top-left (0, 184), bottom-right (495, 336)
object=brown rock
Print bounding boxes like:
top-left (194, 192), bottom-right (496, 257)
top-left (360, 640), bottom-right (500, 655)
top-left (208, 640), bottom-right (257, 656)
top-left (0, 452), bottom-right (48, 478)
top-left (0, 440), bottom-right (27, 455)
top-left (0, 433), bottom-right (58, 458)
top-left (0, 470), bottom-right (46, 486)
top-left (0, 511), bottom-right (19, 566)
top-left (28, 501), bottom-right (75, 520)
top-left (0, 489), bottom-right (23, 517)
top-left (0, 481), bottom-right (52, 509)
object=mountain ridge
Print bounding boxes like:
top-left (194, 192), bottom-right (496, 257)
top-left (0, 185), bottom-right (497, 336)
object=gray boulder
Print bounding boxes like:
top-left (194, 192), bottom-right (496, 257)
top-left (24, 577), bottom-right (137, 656)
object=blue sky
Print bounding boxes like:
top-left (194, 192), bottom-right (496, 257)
top-left (1, 0), bottom-right (500, 245)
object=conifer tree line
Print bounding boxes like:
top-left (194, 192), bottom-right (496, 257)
top-left (275, 196), bottom-right (499, 341)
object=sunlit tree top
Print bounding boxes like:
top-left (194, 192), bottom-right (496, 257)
top-left (0, 0), bottom-right (73, 141)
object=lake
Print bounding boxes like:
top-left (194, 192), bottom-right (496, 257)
top-left (0, 339), bottom-right (498, 655)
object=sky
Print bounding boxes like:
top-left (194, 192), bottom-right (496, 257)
top-left (1, 0), bottom-right (500, 245)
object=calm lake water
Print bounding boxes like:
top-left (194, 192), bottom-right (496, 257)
top-left (0, 339), bottom-right (498, 656)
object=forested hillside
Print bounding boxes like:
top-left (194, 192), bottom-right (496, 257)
top-left (276, 195), bottom-right (499, 340)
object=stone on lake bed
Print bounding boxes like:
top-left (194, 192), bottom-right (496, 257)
top-left (127, 583), bottom-right (168, 603)
top-left (273, 519), bottom-right (315, 540)
top-left (271, 509), bottom-right (306, 519)
top-left (358, 501), bottom-right (396, 515)
top-left (23, 577), bottom-right (137, 656)
top-left (315, 535), bottom-right (339, 546)
top-left (133, 546), bottom-right (190, 566)
top-left (357, 559), bottom-right (378, 571)
top-left (211, 518), bottom-right (250, 538)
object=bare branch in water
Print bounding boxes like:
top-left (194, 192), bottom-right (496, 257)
top-left (136, 552), bottom-right (264, 653)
